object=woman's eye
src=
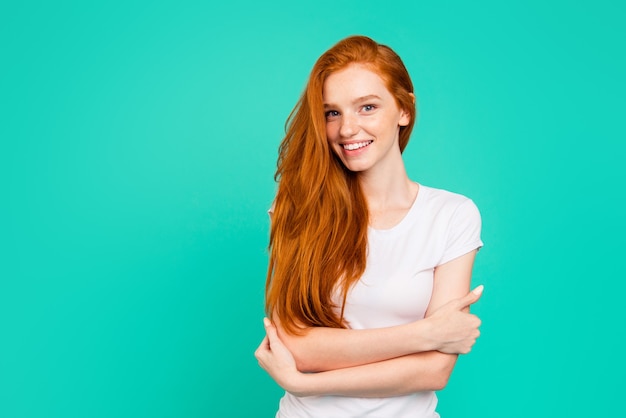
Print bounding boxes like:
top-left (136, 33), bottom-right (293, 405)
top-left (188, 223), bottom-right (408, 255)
top-left (325, 110), bottom-right (340, 120)
top-left (362, 104), bottom-right (376, 112)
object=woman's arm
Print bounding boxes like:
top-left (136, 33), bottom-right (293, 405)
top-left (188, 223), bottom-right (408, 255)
top-left (256, 251), bottom-right (482, 397)
top-left (258, 322), bottom-right (456, 397)
top-left (276, 285), bottom-right (482, 372)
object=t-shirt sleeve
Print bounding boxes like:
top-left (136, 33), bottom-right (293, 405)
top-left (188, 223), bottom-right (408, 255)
top-left (439, 199), bottom-right (483, 265)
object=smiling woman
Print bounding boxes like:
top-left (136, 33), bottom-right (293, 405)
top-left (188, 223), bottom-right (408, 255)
top-left (255, 35), bottom-right (484, 418)
top-left (323, 64), bottom-right (412, 174)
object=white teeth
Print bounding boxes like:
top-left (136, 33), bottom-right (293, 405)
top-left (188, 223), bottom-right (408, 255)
top-left (343, 141), bottom-right (372, 151)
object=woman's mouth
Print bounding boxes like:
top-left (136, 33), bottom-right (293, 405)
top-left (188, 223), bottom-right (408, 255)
top-left (342, 140), bottom-right (373, 151)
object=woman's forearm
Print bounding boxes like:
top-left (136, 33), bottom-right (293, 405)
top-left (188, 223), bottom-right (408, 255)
top-left (288, 351), bottom-right (458, 398)
top-left (277, 319), bottom-right (438, 372)
top-left (276, 285), bottom-right (482, 373)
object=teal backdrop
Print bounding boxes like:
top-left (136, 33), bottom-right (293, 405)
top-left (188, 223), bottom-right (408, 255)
top-left (2, 1), bottom-right (624, 417)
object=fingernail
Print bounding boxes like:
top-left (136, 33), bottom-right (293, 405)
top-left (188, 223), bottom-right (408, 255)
top-left (263, 317), bottom-right (271, 327)
top-left (472, 285), bottom-right (484, 295)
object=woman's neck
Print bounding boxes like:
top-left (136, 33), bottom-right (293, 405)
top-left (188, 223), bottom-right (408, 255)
top-left (358, 161), bottom-right (418, 229)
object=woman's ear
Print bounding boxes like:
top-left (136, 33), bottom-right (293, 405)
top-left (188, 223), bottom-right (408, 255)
top-left (399, 93), bottom-right (416, 127)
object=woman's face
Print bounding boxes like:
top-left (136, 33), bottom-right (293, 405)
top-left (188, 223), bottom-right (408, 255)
top-left (323, 63), bottom-right (410, 174)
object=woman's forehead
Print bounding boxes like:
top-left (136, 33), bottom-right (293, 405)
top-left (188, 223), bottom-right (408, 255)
top-left (323, 64), bottom-right (391, 103)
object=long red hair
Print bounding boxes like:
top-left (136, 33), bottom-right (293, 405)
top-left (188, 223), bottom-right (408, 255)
top-left (266, 35), bottom-right (416, 334)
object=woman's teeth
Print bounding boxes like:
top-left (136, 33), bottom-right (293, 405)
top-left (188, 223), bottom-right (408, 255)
top-left (343, 141), bottom-right (373, 151)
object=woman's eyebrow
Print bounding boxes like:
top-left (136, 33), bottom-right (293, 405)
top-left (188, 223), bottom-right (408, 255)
top-left (324, 95), bottom-right (382, 108)
top-left (353, 94), bottom-right (382, 104)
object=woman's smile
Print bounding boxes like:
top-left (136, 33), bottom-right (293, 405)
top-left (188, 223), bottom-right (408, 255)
top-left (342, 140), bottom-right (373, 151)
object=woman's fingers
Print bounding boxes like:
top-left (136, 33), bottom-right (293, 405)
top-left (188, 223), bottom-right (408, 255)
top-left (255, 318), bottom-right (277, 365)
top-left (472, 284), bottom-right (484, 297)
top-left (456, 284), bottom-right (484, 310)
top-left (425, 286), bottom-right (484, 354)
top-left (255, 318), bottom-right (293, 362)
top-left (254, 317), bottom-right (302, 392)
top-left (264, 317), bottom-right (279, 346)
top-left (255, 335), bottom-right (269, 363)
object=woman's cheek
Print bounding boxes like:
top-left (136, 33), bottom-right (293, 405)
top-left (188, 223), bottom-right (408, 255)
top-left (325, 125), bottom-right (334, 141)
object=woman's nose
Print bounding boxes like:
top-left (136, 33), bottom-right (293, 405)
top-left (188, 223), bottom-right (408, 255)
top-left (339, 115), bottom-right (358, 138)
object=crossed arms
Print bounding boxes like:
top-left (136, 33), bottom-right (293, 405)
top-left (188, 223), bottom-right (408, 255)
top-left (255, 250), bottom-right (482, 398)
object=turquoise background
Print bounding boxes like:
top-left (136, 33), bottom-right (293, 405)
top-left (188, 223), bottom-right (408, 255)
top-left (2, 1), bottom-right (624, 417)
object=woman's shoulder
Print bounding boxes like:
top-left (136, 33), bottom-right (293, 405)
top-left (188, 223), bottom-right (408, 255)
top-left (418, 184), bottom-right (476, 209)
top-left (416, 184), bottom-right (481, 228)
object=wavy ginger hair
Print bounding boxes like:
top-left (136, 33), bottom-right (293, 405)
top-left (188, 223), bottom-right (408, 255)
top-left (266, 36), bottom-right (416, 334)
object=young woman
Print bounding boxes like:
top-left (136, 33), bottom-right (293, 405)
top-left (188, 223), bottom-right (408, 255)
top-left (255, 35), bottom-right (484, 418)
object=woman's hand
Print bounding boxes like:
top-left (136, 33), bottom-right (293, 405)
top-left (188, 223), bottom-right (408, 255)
top-left (423, 285), bottom-right (483, 354)
top-left (255, 318), bottom-right (308, 396)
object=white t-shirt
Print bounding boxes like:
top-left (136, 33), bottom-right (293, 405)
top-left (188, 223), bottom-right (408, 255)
top-left (276, 184), bottom-right (483, 418)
